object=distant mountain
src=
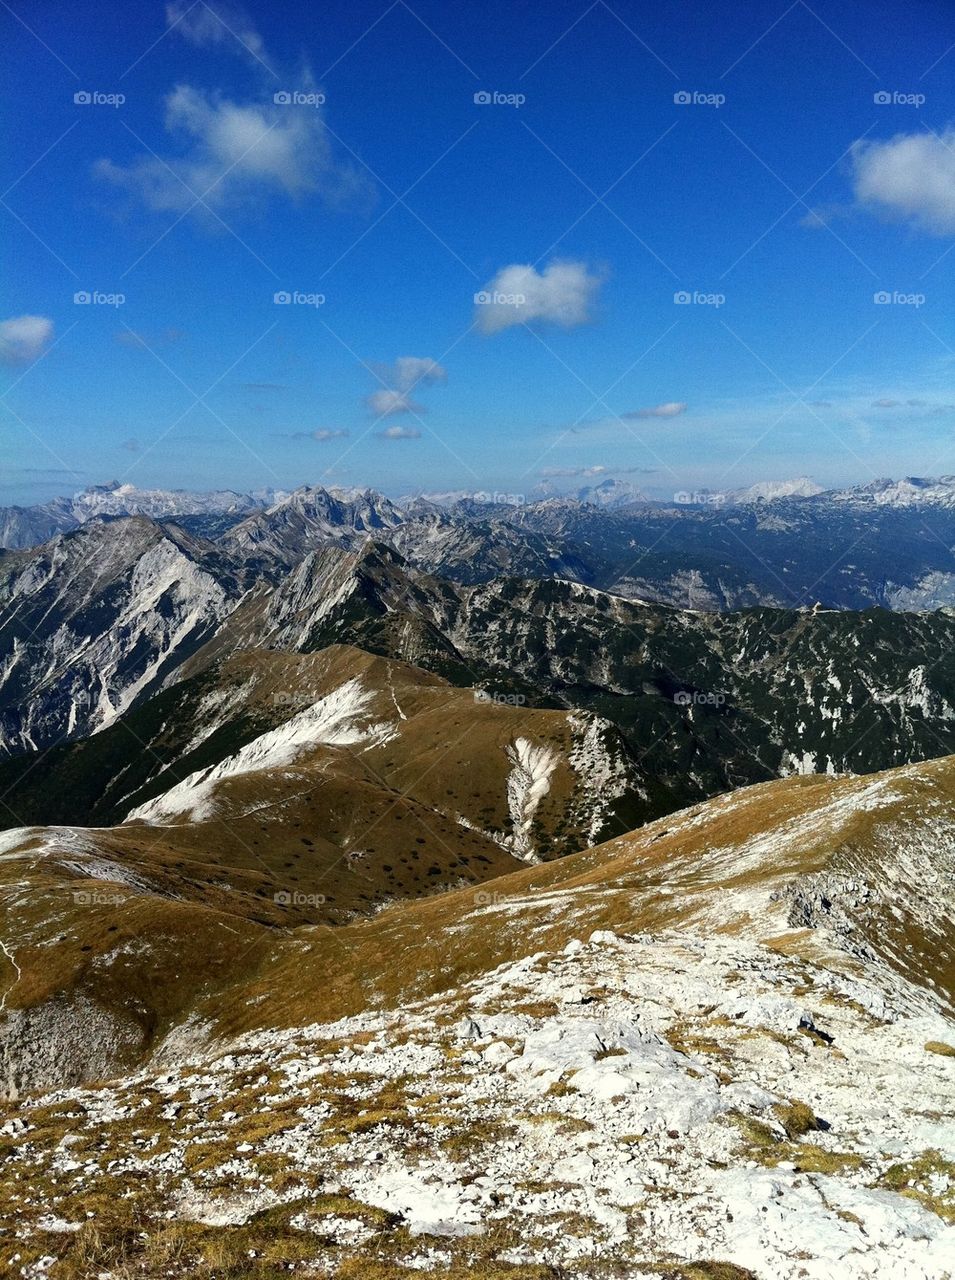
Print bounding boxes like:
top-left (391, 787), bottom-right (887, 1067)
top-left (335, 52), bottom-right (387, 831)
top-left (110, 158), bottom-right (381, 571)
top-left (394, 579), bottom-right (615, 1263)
top-left (220, 485), bottom-right (406, 567)
top-left (828, 475), bottom-right (955, 509)
top-left (509, 493), bottom-right (955, 610)
top-left (0, 480), bottom-right (281, 549)
top-left (4, 475), bottom-right (955, 610)
top-left (573, 476), bottom-right (648, 507)
top-left (719, 474), bottom-right (955, 509)
top-left (533, 476), bottom-right (648, 508)
top-left (68, 480), bottom-right (276, 520)
top-left (387, 504), bottom-right (594, 585)
top-left (725, 476), bottom-right (825, 503)
top-left (397, 488), bottom-right (475, 506)
top-left (6, 527), bottom-right (955, 836)
top-left (0, 495), bottom-right (76, 550)
top-left (0, 517), bottom-right (242, 755)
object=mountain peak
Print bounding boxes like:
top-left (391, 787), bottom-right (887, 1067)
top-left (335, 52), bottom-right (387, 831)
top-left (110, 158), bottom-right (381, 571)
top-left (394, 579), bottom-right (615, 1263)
top-left (728, 476), bottom-right (824, 503)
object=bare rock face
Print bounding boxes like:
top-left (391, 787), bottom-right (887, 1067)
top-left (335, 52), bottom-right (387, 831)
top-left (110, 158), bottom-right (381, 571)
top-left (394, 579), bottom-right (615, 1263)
top-left (0, 996), bottom-right (145, 1100)
top-left (0, 518), bottom-right (240, 755)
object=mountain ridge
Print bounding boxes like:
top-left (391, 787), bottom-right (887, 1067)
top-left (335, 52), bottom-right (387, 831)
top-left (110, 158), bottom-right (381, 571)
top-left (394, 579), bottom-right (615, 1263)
top-left (5, 529), bottom-right (955, 836)
top-left (5, 475), bottom-right (955, 610)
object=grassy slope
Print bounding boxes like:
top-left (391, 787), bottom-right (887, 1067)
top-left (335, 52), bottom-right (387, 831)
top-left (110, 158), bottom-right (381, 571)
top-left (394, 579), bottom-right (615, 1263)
top-left (212, 754), bottom-right (955, 1039)
top-left (2, 762), bottom-right (954, 1277)
top-left (1, 635), bottom-right (952, 1086)
top-left (0, 646), bottom-right (646, 1078)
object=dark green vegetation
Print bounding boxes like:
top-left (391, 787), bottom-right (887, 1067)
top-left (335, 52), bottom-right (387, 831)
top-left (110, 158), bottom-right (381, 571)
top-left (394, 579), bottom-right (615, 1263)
top-left (3, 526), bottom-right (955, 831)
top-left (506, 496), bottom-right (955, 610)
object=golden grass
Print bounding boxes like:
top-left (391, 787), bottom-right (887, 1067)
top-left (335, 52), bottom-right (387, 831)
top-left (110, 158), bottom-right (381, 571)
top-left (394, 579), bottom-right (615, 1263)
top-left (727, 1110), bottom-right (862, 1174)
top-left (878, 1150), bottom-right (955, 1222)
top-left (773, 1099), bottom-right (821, 1139)
top-left (925, 1040), bottom-right (955, 1057)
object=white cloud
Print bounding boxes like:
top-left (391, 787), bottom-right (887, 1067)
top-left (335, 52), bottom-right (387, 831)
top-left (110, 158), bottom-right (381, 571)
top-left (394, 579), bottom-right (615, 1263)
top-left (389, 356), bottom-right (446, 390)
top-left (540, 465), bottom-right (609, 478)
top-left (0, 315), bottom-right (53, 365)
top-left (96, 84), bottom-right (365, 214)
top-left (165, 1), bottom-right (269, 63)
top-left (851, 128), bottom-right (955, 235)
top-left (624, 401), bottom-right (687, 419)
top-left (871, 397), bottom-right (939, 411)
top-left (96, 4), bottom-right (364, 219)
top-left (799, 208), bottom-right (829, 229)
top-left (475, 259), bottom-right (603, 334)
top-left (311, 428), bottom-right (349, 441)
top-left (366, 356), bottom-right (446, 417)
top-left (117, 327), bottom-right (184, 349)
top-left (540, 463), bottom-right (653, 478)
top-left (367, 389), bottom-right (421, 417)
top-left (377, 425), bottom-right (421, 440)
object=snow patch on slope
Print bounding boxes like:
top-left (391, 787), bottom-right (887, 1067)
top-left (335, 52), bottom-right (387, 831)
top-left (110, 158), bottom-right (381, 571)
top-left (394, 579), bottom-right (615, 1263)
top-left (180, 678), bottom-right (257, 756)
top-left (504, 738), bottom-right (559, 862)
top-left (126, 678), bottom-right (395, 824)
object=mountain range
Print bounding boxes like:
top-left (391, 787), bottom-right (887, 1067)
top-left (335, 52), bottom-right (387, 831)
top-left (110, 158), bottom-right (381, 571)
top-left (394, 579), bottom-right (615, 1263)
top-left (5, 475), bottom-right (955, 611)
top-left (4, 521), bottom-right (955, 827)
top-left (0, 480), bottom-right (288, 550)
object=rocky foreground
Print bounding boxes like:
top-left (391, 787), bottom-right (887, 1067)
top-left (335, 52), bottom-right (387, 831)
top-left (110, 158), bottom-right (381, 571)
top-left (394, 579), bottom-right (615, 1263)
top-left (2, 923), bottom-right (953, 1278)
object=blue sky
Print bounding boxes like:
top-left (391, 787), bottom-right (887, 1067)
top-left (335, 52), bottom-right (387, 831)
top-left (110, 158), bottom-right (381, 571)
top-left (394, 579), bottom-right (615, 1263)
top-left (2, 0), bottom-right (954, 502)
